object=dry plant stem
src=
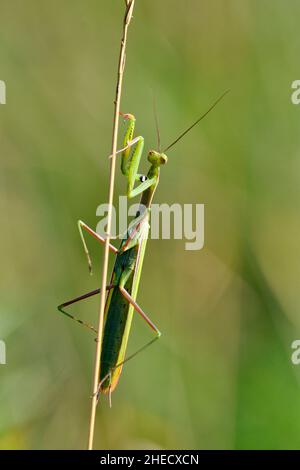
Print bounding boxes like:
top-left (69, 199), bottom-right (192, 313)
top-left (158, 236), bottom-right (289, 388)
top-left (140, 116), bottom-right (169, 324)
top-left (87, 0), bottom-right (135, 450)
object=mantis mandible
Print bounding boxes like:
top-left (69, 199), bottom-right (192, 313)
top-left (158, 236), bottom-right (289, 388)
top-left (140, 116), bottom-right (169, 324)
top-left (58, 91), bottom-right (228, 405)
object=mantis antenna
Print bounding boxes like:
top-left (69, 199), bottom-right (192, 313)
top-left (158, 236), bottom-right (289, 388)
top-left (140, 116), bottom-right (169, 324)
top-left (153, 93), bottom-right (162, 152)
top-left (163, 89), bottom-right (230, 153)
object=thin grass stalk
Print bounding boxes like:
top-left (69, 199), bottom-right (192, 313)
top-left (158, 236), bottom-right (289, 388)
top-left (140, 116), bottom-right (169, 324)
top-left (87, 0), bottom-right (136, 450)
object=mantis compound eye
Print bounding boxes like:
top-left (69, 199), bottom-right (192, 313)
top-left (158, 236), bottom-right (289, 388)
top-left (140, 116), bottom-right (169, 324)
top-left (148, 150), bottom-right (168, 166)
top-left (139, 175), bottom-right (147, 182)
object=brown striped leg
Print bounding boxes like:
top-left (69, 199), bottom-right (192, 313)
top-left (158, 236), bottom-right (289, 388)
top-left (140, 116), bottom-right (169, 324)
top-left (57, 285), bottom-right (114, 333)
top-left (78, 220), bottom-right (118, 275)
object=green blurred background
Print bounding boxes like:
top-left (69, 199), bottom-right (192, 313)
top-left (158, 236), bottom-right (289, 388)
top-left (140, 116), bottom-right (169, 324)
top-left (1, 0), bottom-right (300, 450)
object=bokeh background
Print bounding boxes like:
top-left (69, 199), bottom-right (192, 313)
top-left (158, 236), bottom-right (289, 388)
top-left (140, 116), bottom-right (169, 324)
top-left (1, 0), bottom-right (300, 450)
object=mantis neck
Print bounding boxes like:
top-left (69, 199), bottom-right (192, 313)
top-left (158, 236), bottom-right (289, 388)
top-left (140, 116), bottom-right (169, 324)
top-left (139, 166), bottom-right (160, 209)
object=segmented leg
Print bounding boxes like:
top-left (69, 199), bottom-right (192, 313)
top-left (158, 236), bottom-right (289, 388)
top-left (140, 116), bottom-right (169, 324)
top-left (119, 286), bottom-right (161, 336)
top-left (95, 285), bottom-right (161, 405)
top-left (120, 113), bottom-right (157, 199)
top-left (78, 220), bottom-right (118, 275)
top-left (57, 285), bottom-right (114, 333)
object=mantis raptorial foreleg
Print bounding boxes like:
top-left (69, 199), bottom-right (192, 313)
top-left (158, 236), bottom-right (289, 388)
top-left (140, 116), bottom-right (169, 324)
top-left (78, 220), bottom-right (118, 275)
top-left (120, 113), bottom-right (158, 199)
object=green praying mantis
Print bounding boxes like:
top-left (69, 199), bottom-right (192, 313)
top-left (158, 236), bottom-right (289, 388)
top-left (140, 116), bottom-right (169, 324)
top-left (58, 91), bottom-right (228, 405)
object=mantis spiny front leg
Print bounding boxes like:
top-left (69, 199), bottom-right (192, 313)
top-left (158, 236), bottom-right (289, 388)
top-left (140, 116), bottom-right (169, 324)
top-left (120, 113), bottom-right (157, 199)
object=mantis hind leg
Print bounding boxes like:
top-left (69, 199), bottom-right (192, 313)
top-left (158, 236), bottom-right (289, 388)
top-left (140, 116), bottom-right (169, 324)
top-left (97, 285), bottom-right (161, 405)
top-left (119, 286), bottom-right (161, 336)
top-left (97, 335), bottom-right (160, 407)
top-left (57, 285), bottom-right (114, 334)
